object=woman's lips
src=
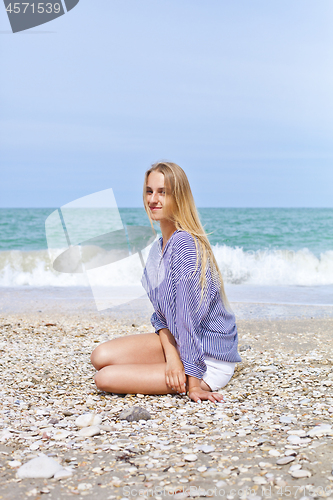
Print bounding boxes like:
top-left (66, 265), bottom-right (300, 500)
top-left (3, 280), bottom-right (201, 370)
top-left (150, 207), bottom-right (161, 210)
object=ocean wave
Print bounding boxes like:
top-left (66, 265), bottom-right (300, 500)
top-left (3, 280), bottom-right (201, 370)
top-left (0, 250), bottom-right (88, 287)
top-left (0, 246), bottom-right (332, 287)
top-left (214, 245), bottom-right (333, 286)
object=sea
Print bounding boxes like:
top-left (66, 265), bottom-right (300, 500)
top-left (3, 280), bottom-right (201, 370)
top-left (0, 208), bottom-right (332, 318)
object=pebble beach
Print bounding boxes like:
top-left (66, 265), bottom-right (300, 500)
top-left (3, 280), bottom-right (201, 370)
top-left (1, 304), bottom-right (333, 500)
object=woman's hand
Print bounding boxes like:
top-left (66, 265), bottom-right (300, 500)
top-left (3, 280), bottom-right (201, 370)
top-left (165, 357), bottom-right (186, 394)
top-left (188, 386), bottom-right (224, 404)
top-left (158, 328), bottom-right (186, 394)
top-left (186, 375), bottom-right (224, 403)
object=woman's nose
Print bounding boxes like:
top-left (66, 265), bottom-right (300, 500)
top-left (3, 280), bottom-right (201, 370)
top-left (151, 191), bottom-right (159, 203)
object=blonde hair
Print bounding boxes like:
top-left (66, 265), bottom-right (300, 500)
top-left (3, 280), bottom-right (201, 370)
top-left (143, 161), bottom-right (231, 311)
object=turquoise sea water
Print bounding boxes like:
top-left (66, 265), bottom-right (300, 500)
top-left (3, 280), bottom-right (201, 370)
top-left (1, 207), bottom-right (332, 254)
top-left (0, 208), bottom-right (332, 295)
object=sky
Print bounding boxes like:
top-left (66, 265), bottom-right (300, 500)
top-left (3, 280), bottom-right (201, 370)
top-left (0, 0), bottom-right (332, 208)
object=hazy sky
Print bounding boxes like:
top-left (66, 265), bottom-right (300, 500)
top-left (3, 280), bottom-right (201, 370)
top-left (1, 0), bottom-right (332, 207)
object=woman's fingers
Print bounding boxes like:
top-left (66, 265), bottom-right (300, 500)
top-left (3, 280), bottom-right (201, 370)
top-left (173, 377), bottom-right (185, 393)
top-left (176, 374), bottom-right (186, 393)
top-left (166, 375), bottom-right (180, 392)
top-left (210, 392), bottom-right (224, 403)
top-left (166, 370), bottom-right (186, 393)
top-left (187, 389), bottom-right (225, 404)
top-left (188, 391), bottom-right (202, 403)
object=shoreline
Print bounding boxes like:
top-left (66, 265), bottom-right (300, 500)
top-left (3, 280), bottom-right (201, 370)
top-left (0, 286), bottom-right (333, 320)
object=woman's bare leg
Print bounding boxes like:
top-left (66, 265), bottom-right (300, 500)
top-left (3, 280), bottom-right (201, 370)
top-left (91, 332), bottom-right (171, 394)
top-left (91, 333), bottom-right (166, 370)
top-left (94, 363), bottom-right (176, 394)
top-left (91, 332), bottom-right (214, 395)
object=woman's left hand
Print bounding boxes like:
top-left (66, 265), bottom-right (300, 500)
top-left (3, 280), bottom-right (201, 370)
top-left (187, 387), bottom-right (224, 404)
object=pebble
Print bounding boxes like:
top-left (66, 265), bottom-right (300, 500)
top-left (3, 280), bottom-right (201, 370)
top-left (52, 429), bottom-right (71, 440)
top-left (289, 464), bottom-right (302, 471)
top-left (268, 449), bottom-right (281, 457)
top-left (78, 425), bottom-right (101, 437)
top-left (202, 468), bottom-right (219, 477)
top-left (216, 480), bottom-right (227, 487)
top-left (54, 468), bottom-right (73, 480)
top-left (184, 454), bottom-right (198, 462)
top-left (198, 445), bottom-right (215, 453)
top-left (279, 416), bottom-right (292, 424)
top-left (75, 413), bottom-right (102, 428)
top-left (77, 482), bottom-right (92, 490)
top-left (287, 435), bottom-right (302, 444)
top-left (285, 450), bottom-right (297, 456)
top-left (99, 424), bottom-right (113, 431)
top-left (29, 443), bottom-right (40, 451)
top-left (287, 429), bottom-right (306, 436)
top-left (8, 460), bottom-right (21, 468)
top-left (307, 424), bottom-right (333, 437)
top-left (63, 410), bottom-right (74, 416)
top-left (221, 431), bottom-right (236, 438)
top-left (259, 461), bottom-right (272, 469)
top-left (276, 456), bottom-right (295, 465)
top-left (253, 476), bottom-right (268, 484)
top-left (118, 406), bottom-right (151, 422)
top-left (291, 469), bottom-right (312, 478)
top-left (17, 455), bottom-right (63, 479)
top-left (239, 344), bottom-right (251, 352)
top-left (259, 364), bottom-right (277, 372)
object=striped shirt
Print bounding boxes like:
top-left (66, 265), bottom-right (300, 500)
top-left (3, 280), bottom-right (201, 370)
top-left (141, 229), bottom-right (241, 379)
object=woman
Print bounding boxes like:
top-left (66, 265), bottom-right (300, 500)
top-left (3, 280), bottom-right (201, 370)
top-left (91, 162), bottom-right (241, 403)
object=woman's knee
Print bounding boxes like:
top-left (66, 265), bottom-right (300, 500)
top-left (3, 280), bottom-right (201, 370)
top-left (94, 370), bottom-right (108, 391)
top-left (94, 367), bottom-right (118, 393)
top-left (90, 343), bottom-right (111, 370)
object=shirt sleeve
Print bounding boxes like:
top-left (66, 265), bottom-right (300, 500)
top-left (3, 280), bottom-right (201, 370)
top-left (150, 310), bottom-right (168, 335)
top-left (175, 272), bottom-right (208, 379)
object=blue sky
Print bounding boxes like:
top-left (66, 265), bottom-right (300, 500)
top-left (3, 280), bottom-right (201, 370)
top-left (0, 0), bottom-right (332, 207)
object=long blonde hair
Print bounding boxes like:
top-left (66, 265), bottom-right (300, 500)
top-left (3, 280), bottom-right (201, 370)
top-left (143, 161), bottom-right (231, 311)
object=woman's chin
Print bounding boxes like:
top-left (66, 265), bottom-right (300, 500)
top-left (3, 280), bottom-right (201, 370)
top-left (150, 212), bottom-right (161, 220)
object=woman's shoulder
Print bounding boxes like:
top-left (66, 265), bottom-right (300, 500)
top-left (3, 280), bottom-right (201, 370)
top-left (172, 230), bottom-right (197, 250)
top-left (171, 230), bottom-right (199, 278)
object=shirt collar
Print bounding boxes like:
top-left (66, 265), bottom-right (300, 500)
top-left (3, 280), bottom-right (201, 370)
top-left (159, 229), bottom-right (180, 256)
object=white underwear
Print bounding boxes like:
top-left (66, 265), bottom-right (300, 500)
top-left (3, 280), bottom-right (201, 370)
top-left (202, 356), bottom-right (236, 392)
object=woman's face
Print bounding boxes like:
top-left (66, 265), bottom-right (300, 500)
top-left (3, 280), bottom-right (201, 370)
top-left (146, 171), bottom-right (174, 222)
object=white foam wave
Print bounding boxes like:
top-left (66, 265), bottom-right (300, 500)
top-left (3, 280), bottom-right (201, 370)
top-left (0, 246), bottom-right (333, 287)
top-left (214, 245), bottom-right (333, 286)
top-left (0, 250), bottom-right (88, 287)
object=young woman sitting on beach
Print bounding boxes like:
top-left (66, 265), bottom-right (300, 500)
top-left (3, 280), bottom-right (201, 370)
top-left (91, 162), bottom-right (241, 403)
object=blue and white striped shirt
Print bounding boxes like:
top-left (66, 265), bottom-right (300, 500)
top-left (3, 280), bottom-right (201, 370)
top-left (141, 229), bottom-right (241, 379)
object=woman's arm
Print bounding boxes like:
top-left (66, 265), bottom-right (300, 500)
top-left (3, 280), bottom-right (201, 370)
top-left (158, 328), bottom-right (186, 394)
top-left (159, 328), bottom-right (224, 402)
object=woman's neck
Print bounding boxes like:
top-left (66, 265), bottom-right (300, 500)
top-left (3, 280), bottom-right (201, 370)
top-left (160, 219), bottom-right (177, 250)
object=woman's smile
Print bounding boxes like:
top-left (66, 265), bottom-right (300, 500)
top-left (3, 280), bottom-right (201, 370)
top-left (146, 171), bottom-right (170, 219)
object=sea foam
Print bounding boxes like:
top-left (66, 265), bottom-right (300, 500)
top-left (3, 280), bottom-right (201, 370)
top-left (0, 245), bottom-right (332, 287)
